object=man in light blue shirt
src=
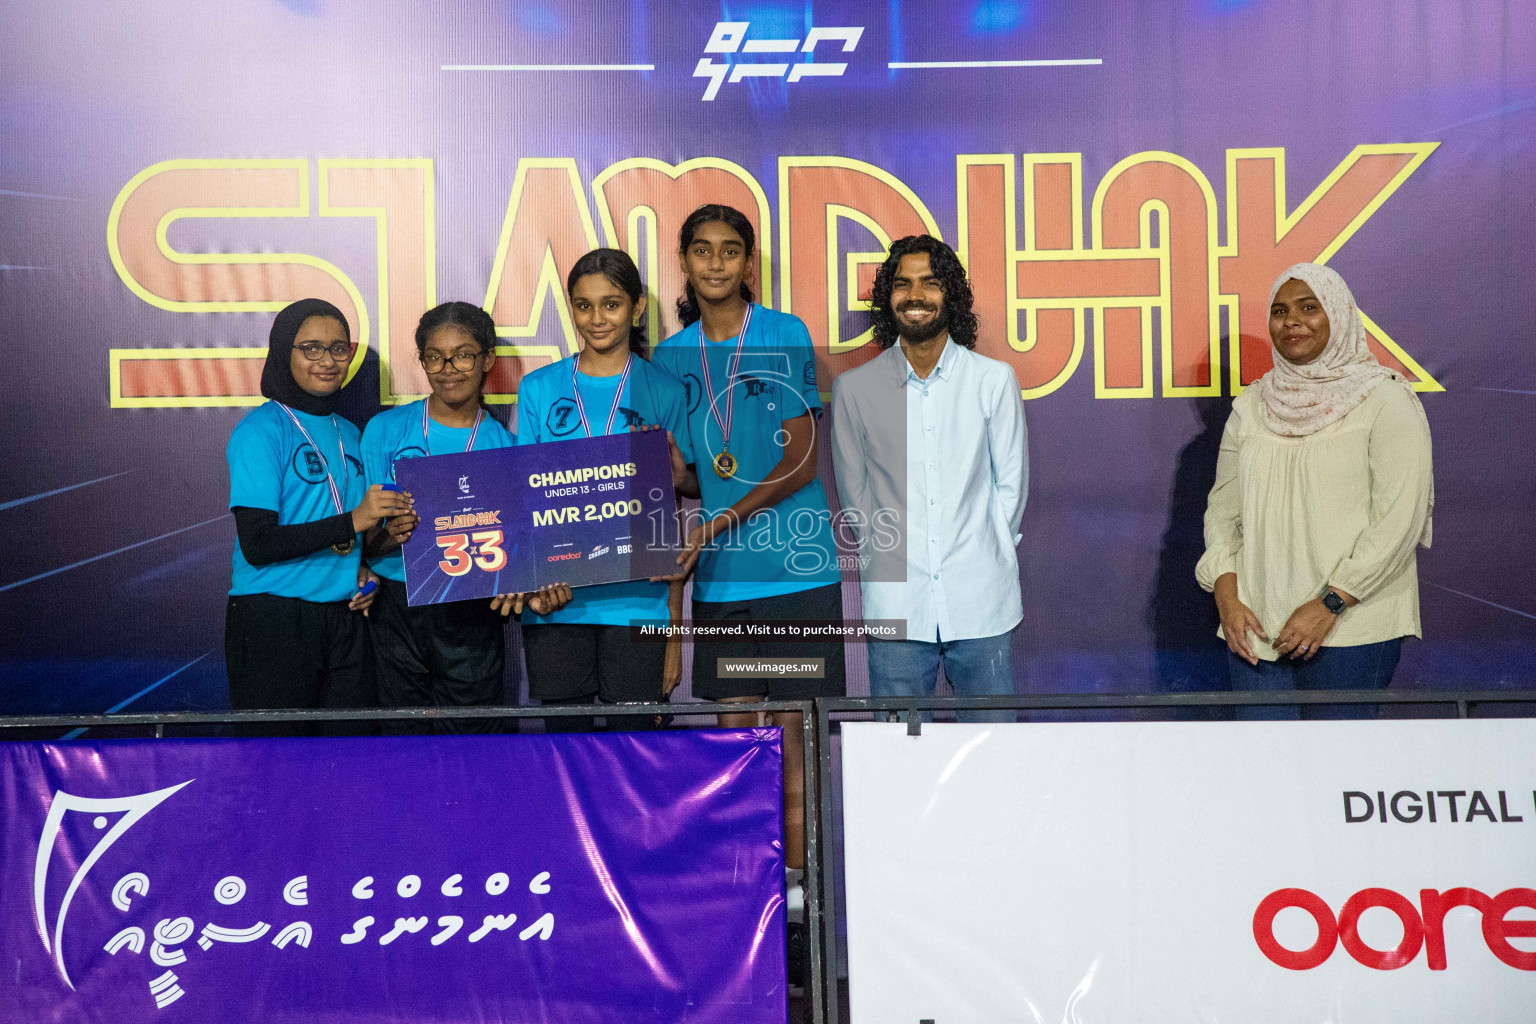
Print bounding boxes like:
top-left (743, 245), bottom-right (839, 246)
top-left (831, 235), bottom-right (1028, 720)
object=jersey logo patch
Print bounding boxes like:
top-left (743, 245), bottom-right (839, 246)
top-left (737, 374), bottom-right (771, 399)
top-left (393, 444), bottom-right (427, 462)
top-left (546, 397), bottom-right (580, 437)
top-left (291, 445), bottom-right (327, 484)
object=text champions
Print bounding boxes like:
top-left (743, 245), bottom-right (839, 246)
top-left (527, 463), bottom-right (638, 488)
top-left (528, 461), bottom-right (644, 528)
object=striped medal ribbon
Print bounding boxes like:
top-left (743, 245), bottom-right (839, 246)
top-left (570, 353), bottom-right (634, 437)
top-left (421, 400), bottom-right (483, 455)
top-left (697, 303), bottom-right (753, 478)
top-left (277, 403), bottom-right (355, 555)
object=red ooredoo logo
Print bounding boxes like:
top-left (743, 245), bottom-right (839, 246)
top-left (1253, 887), bottom-right (1536, 971)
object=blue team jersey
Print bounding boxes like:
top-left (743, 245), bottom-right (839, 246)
top-left (227, 401), bottom-right (367, 603)
top-left (359, 400), bottom-right (517, 583)
top-left (517, 353), bottom-right (691, 626)
top-left (652, 305), bottom-right (840, 602)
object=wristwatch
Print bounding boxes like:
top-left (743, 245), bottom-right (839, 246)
top-left (1321, 587), bottom-right (1347, 615)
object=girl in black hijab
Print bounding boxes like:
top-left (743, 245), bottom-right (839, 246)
top-left (224, 298), bottom-right (411, 733)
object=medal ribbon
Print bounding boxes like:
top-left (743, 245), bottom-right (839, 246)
top-left (421, 401), bottom-right (483, 455)
top-left (570, 354), bottom-right (634, 437)
top-left (278, 403), bottom-right (348, 515)
top-left (698, 303), bottom-right (753, 453)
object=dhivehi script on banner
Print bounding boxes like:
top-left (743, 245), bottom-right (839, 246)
top-left (842, 721), bottom-right (1536, 1023)
top-left (2, 731), bottom-right (785, 1023)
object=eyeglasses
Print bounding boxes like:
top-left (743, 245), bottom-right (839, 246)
top-left (295, 341), bottom-right (354, 362)
top-left (421, 351), bottom-right (483, 374)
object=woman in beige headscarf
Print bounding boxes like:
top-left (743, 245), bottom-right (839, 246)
top-left (1196, 262), bottom-right (1433, 717)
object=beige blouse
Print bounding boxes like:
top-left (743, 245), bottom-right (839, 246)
top-left (1195, 383), bottom-right (1433, 661)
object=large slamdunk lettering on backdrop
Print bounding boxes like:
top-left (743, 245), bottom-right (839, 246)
top-left (106, 146), bottom-right (1440, 409)
top-left (10, 0), bottom-right (1530, 713)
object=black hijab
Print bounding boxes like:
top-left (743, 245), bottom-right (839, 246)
top-left (261, 298), bottom-right (351, 416)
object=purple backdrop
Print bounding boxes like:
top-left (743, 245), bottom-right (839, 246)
top-left (3, 728), bottom-right (786, 1022)
top-left (0, 1), bottom-right (1533, 716)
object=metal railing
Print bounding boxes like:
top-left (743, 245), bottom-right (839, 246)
top-left (8, 688), bottom-right (1536, 1024)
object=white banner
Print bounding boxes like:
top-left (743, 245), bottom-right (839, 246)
top-left (842, 721), bottom-right (1536, 1023)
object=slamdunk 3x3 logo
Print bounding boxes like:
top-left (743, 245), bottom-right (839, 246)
top-left (32, 782), bottom-right (560, 1012)
top-left (694, 21), bottom-right (863, 100)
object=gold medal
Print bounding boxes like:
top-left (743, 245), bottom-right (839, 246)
top-left (332, 539), bottom-right (354, 555)
top-left (699, 306), bottom-right (752, 484)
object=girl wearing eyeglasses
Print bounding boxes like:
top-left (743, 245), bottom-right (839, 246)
top-left (359, 301), bottom-right (570, 732)
top-left (225, 298), bottom-right (410, 733)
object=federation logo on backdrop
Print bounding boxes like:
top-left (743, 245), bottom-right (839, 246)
top-left (694, 21), bottom-right (864, 100)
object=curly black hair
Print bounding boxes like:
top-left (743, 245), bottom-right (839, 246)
top-left (868, 235), bottom-right (978, 350)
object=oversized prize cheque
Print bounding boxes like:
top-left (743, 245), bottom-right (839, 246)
top-left (392, 429), bottom-right (678, 606)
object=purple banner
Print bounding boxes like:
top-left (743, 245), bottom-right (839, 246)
top-left (2, 730), bottom-right (786, 1022)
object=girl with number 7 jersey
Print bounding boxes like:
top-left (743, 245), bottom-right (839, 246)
top-left (514, 249), bottom-right (693, 729)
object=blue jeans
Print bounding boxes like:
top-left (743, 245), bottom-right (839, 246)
top-left (866, 630), bottom-right (1016, 723)
top-left (1227, 638), bottom-right (1403, 720)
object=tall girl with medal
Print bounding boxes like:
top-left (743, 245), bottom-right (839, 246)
top-left (359, 302), bottom-right (568, 733)
top-left (225, 298), bottom-right (410, 734)
top-left (652, 205), bottom-right (845, 883)
top-left (516, 249), bottom-right (692, 729)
